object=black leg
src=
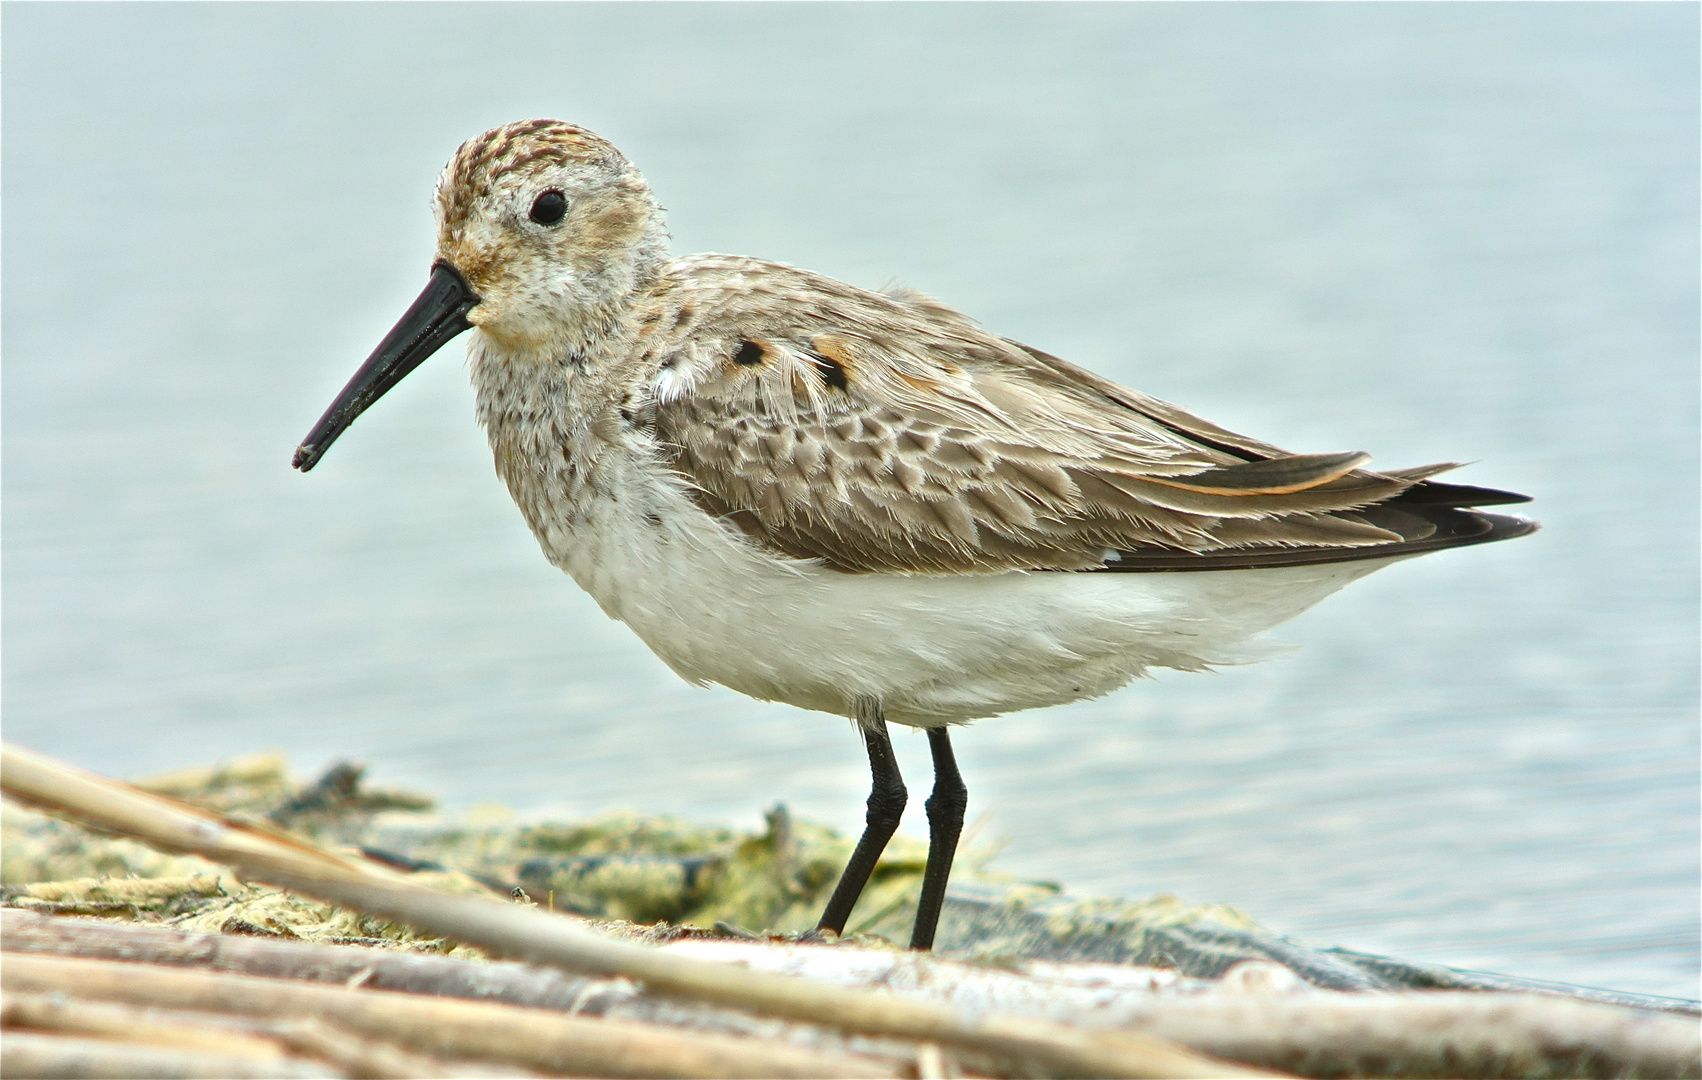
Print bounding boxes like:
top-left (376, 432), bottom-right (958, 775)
top-left (910, 726), bottom-right (966, 950)
top-left (815, 702), bottom-right (906, 936)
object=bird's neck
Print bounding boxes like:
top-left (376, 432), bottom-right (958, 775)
top-left (467, 315), bottom-right (646, 524)
top-left (467, 313), bottom-right (727, 628)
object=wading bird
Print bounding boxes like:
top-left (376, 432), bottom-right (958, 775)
top-left (294, 120), bottom-right (1535, 949)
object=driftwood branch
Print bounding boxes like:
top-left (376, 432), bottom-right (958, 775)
top-left (1128, 993), bottom-right (1701, 1079)
top-left (9, 901), bottom-right (1699, 1080)
top-left (3, 989), bottom-right (292, 1059)
top-left (2, 990), bottom-right (552, 1079)
top-left (0, 740), bottom-right (1273, 1080)
top-left (0, 916), bottom-right (919, 1072)
top-left (1, 908), bottom-right (597, 1009)
top-left (0, 1029), bottom-right (340, 1080)
top-left (2, 951), bottom-right (904, 1079)
top-left (250, 1015), bottom-right (549, 1079)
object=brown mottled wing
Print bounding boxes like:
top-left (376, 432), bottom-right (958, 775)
top-left (645, 258), bottom-right (1502, 574)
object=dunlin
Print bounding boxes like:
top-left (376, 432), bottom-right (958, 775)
top-left (294, 119), bottom-right (1535, 949)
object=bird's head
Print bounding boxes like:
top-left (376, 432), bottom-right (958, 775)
top-left (435, 119), bottom-right (668, 354)
top-left (293, 119), bottom-right (666, 471)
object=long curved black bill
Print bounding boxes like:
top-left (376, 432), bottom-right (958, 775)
top-left (292, 261), bottom-right (480, 472)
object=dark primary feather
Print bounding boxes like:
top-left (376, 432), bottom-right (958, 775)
top-left (1094, 503), bottom-right (1537, 572)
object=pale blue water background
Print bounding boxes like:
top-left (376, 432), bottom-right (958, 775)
top-left (4, 4), bottom-right (1696, 998)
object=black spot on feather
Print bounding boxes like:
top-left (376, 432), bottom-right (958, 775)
top-left (808, 349), bottom-right (849, 390)
top-left (733, 340), bottom-right (764, 366)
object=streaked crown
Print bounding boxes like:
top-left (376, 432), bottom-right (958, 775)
top-left (435, 118), bottom-right (626, 229)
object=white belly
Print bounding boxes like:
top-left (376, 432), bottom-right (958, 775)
top-left (528, 462), bottom-right (1400, 727)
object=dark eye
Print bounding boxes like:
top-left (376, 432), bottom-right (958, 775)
top-left (529, 190), bottom-right (568, 226)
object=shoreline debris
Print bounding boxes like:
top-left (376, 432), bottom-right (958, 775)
top-left (3, 743), bottom-right (1695, 1079)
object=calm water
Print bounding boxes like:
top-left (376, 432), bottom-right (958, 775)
top-left (4, 4), bottom-right (1697, 998)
